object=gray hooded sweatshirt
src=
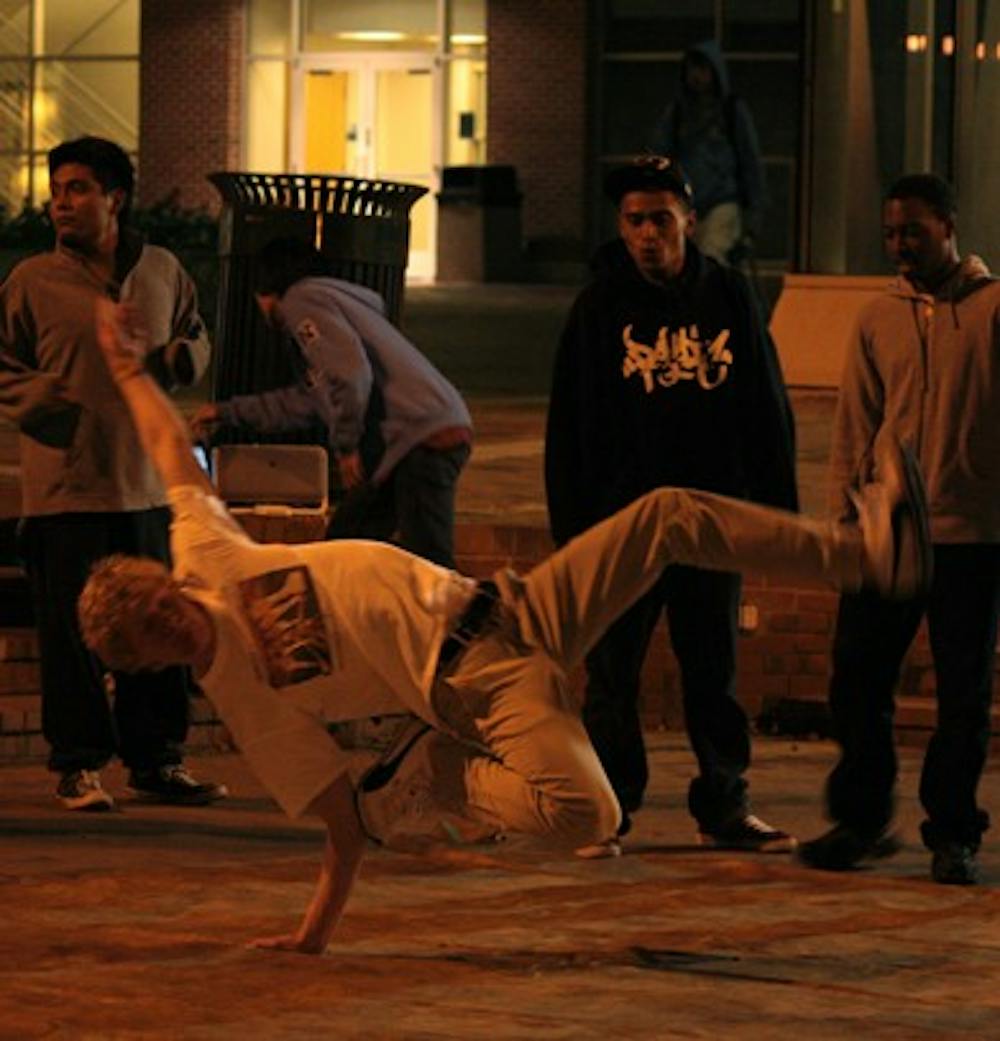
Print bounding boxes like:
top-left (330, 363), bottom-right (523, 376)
top-left (829, 255), bottom-right (1000, 543)
top-left (218, 277), bottom-right (471, 485)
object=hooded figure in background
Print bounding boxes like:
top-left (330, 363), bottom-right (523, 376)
top-left (648, 40), bottom-right (766, 264)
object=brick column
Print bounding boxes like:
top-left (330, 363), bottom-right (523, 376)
top-left (486, 0), bottom-right (588, 253)
top-left (139, 0), bottom-right (244, 211)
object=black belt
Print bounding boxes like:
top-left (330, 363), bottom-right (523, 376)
top-left (436, 580), bottom-right (500, 674)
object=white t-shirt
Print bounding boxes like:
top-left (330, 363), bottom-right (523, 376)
top-left (168, 485), bottom-right (476, 818)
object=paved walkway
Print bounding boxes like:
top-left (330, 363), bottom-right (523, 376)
top-left (3, 733), bottom-right (1000, 1040)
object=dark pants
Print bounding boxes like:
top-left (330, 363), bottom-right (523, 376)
top-left (583, 565), bottom-right (748, 831)
top-left (826, 543), bottom-right (1000, 851)
top-left (19, 510), bottom-right (190, 775)
top-left (327, 443), bottom-right (470, 568)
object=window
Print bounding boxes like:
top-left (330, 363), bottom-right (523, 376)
top-left (0, 0), bottom-right (138, 212)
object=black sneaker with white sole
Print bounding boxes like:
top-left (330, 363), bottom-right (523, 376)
top-left (931, 842), bottom-right (980, 885)
top-left (128, 765), bottom-right (228, 806)
top-left (56, 768), bottom-right (115, 811)
top-left (698, 814), bottom-right (797, 853)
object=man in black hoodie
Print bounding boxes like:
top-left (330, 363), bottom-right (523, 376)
top-left (545, 156), bottom-right (798, 857)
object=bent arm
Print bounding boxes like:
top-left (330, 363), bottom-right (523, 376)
top-left (94, 298), bottom-right (213, 494)
top-left (248, 773), bottom-right (367, 954)
top-left (0, 278), bottom-right (82, 446)
top-left (144, 264), bottom-right (211, 389)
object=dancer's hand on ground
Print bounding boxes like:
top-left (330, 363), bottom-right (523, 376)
top-left (247, 932), bottom-right (326, 955)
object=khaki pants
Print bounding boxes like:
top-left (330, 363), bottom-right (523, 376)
top-left (382, 489), bottom-right (863, 849)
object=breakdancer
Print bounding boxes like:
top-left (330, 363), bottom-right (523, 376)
top-left (78, 298), bottom-right (930, 954)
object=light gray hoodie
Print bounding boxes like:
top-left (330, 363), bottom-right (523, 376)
top-left (829, 255), bottom-right (1000, 543)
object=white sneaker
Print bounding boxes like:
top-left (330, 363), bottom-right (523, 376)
top-left (56, 769), bottom-right (115, 812)
top-left (851, 437), bottom-right (932, 599)
top-left (575, 837), bottom-right (623, 859)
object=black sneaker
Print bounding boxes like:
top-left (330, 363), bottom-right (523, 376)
top-left (698, 814), bottom-right (797, 853)
top-left (931, 843), bottom-right (979, 886)
top-left (56, 769), bottom-right (115, 812)
top-left (128, 765), bottom-right (228, 806)
top-left (798, 823), bottom-right (902, 871)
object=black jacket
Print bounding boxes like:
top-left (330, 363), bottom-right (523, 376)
top-left (545, 240), bottom-right (797, 545)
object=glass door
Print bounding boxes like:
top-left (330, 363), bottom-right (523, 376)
top-left (293, 54), bottom-right (438, 280)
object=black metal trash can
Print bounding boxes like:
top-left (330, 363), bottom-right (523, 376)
top-left (436, 164), bottom-right (522, 282)
top-left (208, 171), bottom-right (426, 408)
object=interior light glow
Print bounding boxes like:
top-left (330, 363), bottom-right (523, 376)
top-left (904, 33), bottom-right (928, 53)
top-left (940, 34), bottom-right (955, 56)
top-left (450, 34), bottom-right (486, 45)
top-left (336, 31), bottom-right (406, 43)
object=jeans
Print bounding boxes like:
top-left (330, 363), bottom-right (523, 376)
top-left (583, 567), bottom-right (748, 832)
top-left (825, 543), bottom-right (1000, 850)
top-left (423, 488), bottom-right (862, 849)
top-left (19, 509), bottom-right (190, 774)
top-left (327, 442), bottom-right (469, 567)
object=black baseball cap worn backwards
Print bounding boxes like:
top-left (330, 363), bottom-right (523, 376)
top-left (604, 155), bottom-right (693, 207)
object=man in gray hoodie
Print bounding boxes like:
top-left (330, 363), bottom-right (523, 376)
top-left (799, 173), bottom-right (1000, 885)
top-left (0, 136), bottom-right (225, 811)
top-left (191, 237), bottom-right (471, 569)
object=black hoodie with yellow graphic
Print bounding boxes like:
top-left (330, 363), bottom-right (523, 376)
top-left (545, 239), bottom-right (797, 545)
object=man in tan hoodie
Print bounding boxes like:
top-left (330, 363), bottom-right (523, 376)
top-left (799, 173), bottom-right (1000, 885)
top-left (0, 137), bottom-right (225, 812)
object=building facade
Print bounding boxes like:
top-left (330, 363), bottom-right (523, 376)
top-left (0, 1), bottom-right (997, 281)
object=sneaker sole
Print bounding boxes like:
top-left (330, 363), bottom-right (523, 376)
top-left (58, 793), bottom-right (115, 812)
top-left (697, 833), bottom-right (799, 854)
top-left (127, 785), bottom-right (228, 806)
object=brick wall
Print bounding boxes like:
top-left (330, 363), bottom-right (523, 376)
top-left (486, 0), bottom-right (589, 252)
top-left (138, 0), bottom-right (244, 211)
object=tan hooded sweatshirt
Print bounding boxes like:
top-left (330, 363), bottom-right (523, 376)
top-left (0, 237), bottom-right (210, 516)
top-left (830, 255), bottom-right (1000, 543)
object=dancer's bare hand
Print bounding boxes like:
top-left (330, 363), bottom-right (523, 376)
top-left (246, 932), bottom-right (325, 955)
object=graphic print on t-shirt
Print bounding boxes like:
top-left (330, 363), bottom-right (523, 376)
top-left (621, 322), bottom-right (732, 393)
top-left (237, 565), bottom-right (334, 687)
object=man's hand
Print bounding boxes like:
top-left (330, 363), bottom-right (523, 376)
top-left (95, 298), bottom-right (148, 383)
top-left (337, 450), bottom-right (365, 489)
top-left (190, 402), bottom-right (223, 441)
top-left (246, 933), bottom-right (326, 956)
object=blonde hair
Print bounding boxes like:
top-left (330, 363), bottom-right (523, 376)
top-left (78, 554), bottom-right (176, 671)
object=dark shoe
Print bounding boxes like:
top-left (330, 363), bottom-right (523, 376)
top-left (798, 823), bottom-right (902, 871)
top-left (851, 436), bottom-right (932, 599)
top-left (698, 814), bottom-right (797, 853)
top-left (56, 769), bottom-right (115, 812)
top-left (128, 765), bottom-right (228, 806)
top-left (931, 843), bottom-right (979, 886)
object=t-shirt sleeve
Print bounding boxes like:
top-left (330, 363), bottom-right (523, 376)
top-left (168, 484), bottom-right (254, 579)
